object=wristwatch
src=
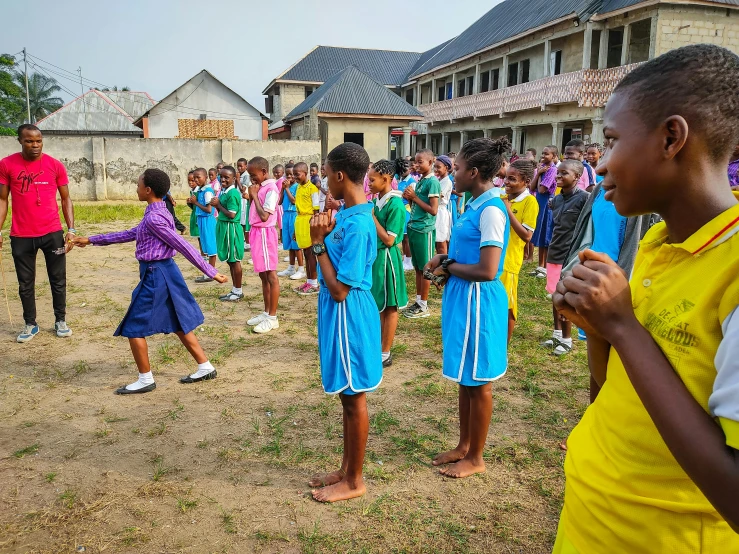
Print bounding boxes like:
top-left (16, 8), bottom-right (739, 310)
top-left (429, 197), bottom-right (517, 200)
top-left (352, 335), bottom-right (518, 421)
top-left (312, 243), bottom-right (327, 256)
top-left (441, 258), bottom-right (456, 271)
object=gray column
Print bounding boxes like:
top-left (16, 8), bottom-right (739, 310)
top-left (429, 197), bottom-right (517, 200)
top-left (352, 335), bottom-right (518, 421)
top-left (649, 15), bottom-right (658, 59)
top-left (441, 132), bottom-right (450, 154)
top-left (500, 55), bottom-right (508, 88)
top-left (426, 131), bottom-right (431, 149)
top-left (460, 130), bottom-right (469, 146)
top-left (511, 126), bottom-right (523, 153)
top-left (483, 129), bottom-right (490, 138)
top-left (451, 73), bottom-right (457, 98)
top-left (402, 128), bottom-right (412, 157)
top-left (621, 23), bottom-right (632, 65)
top-left (552, 122), bottom-right (565, 150)
top-left (431, 79), bottom-right (437, 102)
top-left (591, 111), bottom-right (605, 144)
top-left (582, 23), bottom-right (593, 70)
top-left (598, 28), bottom-right (609, 69)
top-left (543, 40), bottom-right (551, 77)
top-left (92, 137), bottom-right (107, 200)
top-left (416, 83), bottom-right (422, 106)
top-left (474, 64), bottom-right (481, 94)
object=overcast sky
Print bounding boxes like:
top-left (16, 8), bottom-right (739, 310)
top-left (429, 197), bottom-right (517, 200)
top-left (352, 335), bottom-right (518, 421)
top-left (2, 0), bottom-right (501, 112)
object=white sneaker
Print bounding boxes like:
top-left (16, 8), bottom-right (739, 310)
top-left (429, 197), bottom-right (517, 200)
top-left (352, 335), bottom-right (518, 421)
top-left (244, 244), bottom-right (251, 252)
top-left (283, 256), bottom-right (290, 263)
top-left (253, 318), bottom-right (279, 334)
top-left (403, 259), bottom-right (414, 271)
top-left (278, 266), bottom-right (297, 277)
top-left (247, 313), bottom-right (268, 326)
top-left (290, 269), bottom-right (306, 280)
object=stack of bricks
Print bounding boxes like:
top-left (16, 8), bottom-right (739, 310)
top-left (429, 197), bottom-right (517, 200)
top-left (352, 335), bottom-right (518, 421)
top-left (658, 6), bottom-right (739, 55)
top-left (176, 119), bottom-right (236, 139)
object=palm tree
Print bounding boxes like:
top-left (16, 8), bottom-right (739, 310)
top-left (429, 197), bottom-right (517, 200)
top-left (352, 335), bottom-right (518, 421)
top-left (13, 71), bottom-right (64, 123)
top-left (101, 86), bottom-right (131, 92)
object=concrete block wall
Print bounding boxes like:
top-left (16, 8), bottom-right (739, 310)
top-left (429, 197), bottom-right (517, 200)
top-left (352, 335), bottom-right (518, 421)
top-left (276, 84), bottom-right (308, 122)
top-left (657, 5), bottom-right (739, 55)
top-left (0, 136), bottom-right (320, 201)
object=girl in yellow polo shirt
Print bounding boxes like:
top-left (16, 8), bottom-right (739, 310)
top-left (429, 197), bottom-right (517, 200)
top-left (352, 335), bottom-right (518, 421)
top-left (552, 44), bottom-right (739, 553)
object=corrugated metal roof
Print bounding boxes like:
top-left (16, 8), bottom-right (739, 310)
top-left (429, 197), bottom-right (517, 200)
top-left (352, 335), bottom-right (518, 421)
top-left (409, 0), bottom-right (589, 79)
top-left (37, 90), bottom-right (154, 133)
top-left (598, 0), bottom-right (738, 13)
top-left (280, 46), bottom-right (422, 87)
top-left (285, 66), bottom-right (423, 120)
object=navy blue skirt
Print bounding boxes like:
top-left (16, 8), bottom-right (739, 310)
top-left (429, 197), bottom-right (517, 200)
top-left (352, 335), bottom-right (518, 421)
top-left (114, 258), bottom-right (205, 338)
top-left (532, 193), bottom-right (553, 248)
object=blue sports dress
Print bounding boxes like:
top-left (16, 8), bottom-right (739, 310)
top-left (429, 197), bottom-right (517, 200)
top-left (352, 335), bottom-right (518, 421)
top-left (317, 203), bottom-right (382, 394)
top-left (442, 188), bottom-right (510, 386)
top-left (196, 185), bottom-right (217, 256)
top-left (281, 183), bottom-right (299, 251)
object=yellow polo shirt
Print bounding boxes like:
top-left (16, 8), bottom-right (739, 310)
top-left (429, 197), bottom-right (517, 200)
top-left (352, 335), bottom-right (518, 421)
top-left (503, 190), bottom-right (539, 275)
top-left (558, 194), bottom-right (739, 553)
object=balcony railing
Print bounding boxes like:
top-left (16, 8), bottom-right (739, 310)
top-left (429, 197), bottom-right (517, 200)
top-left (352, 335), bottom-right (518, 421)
top-left (420, 64), bottom-right (642, 124)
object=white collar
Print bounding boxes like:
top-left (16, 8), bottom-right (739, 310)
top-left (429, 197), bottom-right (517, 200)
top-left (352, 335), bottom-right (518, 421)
top-left (511, 189), bottom-right (531, 203)
top-left (222, 184), bottom-right (236, 193)
top-left (376, 189), bottom-right (403, 211)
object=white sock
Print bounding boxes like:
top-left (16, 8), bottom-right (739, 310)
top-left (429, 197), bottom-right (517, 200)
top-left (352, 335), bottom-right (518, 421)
top-left (553, 330), bottom-right (563, 339)
top-left (267, 315), bottom-right (277, 321)
top-left (382, 352), bottom-right (391, 362)
top-left (416, 294), bottom-right (421, 304)
top-left (308, 278), bottom-right (318, 286)
top-left (287, 264), bottom-right (295, 270)
top-left (232, 287), bottom-right (242, 295)
top-left (125, 371), bottom-right (154, 391)
top-left (190, 361), bottom-right (215, 379)
top-left (298, 266), bottom-right (305, 272)
top-left (559, 337), bottom-right (573, 346)
top-left (418, 299), bottom-right (428, 310)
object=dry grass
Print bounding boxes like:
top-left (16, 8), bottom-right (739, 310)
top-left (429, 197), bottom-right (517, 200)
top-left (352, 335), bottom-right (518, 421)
top-left (0, 203), bottom-right (590, 553)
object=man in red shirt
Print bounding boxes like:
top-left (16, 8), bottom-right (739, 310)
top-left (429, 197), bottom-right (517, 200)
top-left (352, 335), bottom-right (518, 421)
top-left (0, 124), bottom-right (76, 342)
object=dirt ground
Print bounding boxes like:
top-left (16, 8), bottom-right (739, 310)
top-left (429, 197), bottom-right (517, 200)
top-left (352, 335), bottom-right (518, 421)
top-left (0, 206), bottom-right (590, 554)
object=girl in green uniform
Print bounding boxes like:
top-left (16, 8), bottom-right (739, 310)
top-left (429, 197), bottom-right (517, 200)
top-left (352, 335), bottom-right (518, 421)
top-left (368, 160), bottom-right (408, 368)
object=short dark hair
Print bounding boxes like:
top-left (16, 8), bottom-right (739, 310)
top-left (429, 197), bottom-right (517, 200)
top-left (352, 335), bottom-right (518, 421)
top-left (614, 44), bottom-right (739, 160)
top-left (236, 157), bottom-right (248, 164)
top-left (510, 159), bottom-right (536, 183)
top-left (416, 148), bottom-right (434, 160)
top-left (587, 143), bottom-right (602, 153)
top-left (274, 163), bottom-right (284, 171)
top-left (285, 163), bottom-right (295, 171)
top-left (17, 124), bottom-right (40, 138)
top-left (143, 168), bottom-right (170, 198)
top-left (565, 139), bottom-right (586, 153)
top-left (194, 167), bottom-right (207, 177)
top-left (394, 157), bottom-right (410, 175)
top-left (458, 136), bottom-right (511, 181)
top-left (446, 152), bottom-right (456, 158)
top-left (526, 147), bottom-right (537, 156)
top-left (247, 156), bottom-right (269, 172)
top-left (559, 159), bottom-right (584, 178)
top-left (326, 142), bottom-right (370, 184)
top-left (208, 167), bottom-right (216, 173)
top-left (544, 145), bottom-right (559, 157)
top-left (294, 161), bottom-right (308, 174)
top-left (221, 165), bottom-right (236, 177)
top-left (309, 162), bottom-right (319, 169)
top-left (372, 159), bottom-right (395, 176)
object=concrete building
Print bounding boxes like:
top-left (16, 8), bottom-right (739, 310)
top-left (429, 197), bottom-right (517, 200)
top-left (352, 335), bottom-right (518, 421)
top-left (135, 70), bottom-right (268, 140)
top-left (265, 0), bottom-right (739, 157)
top-left (36, 90), bottom-right (154, 137)
top-left (284, 66), bottom-right (423, 162)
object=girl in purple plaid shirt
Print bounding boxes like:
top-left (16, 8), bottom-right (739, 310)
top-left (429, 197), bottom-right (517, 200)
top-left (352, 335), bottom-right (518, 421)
top-left (72, 169), bottom-right (228, 395)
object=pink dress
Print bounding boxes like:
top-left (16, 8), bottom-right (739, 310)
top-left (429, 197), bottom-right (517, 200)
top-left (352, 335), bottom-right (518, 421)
top-left (275, 177), bottom-right (285, 229)
top-left (249, 179), bottom-right (280, 273)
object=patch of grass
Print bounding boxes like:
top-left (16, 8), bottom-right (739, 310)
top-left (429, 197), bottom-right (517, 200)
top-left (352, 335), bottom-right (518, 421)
top-left (147, 421), bottom-right (167, 437)
top-left (45, 472), bottom-right (57, 483)
top-left (73, 360), bottom-right (92, 375)
top-left (167, 398), bottom-right (184, 421)
top-left (13, 443), bottom-right (40, 458)
top-left (58, 489), bottom-right (77, 509)
top-left (151, 456), bottom-right (171, 481)
top-left (118, 525), bottom-right (150, 547)
top-left (104, 415), bottom-right (129, 423)
top-left (74, 203), bottom-right (146, 224)
top-left (298, 522), bottom-right (337, 554)
top-left (94, 427), bottom-right (110, 438)
top-left (254, 529), bottom-right (290, 544)
top-left (370, 409), bottom-right (399, 435)
top-left (176, 497), bottom-right (198, 513)
top-left (221, 510), bottom-right (237, 534)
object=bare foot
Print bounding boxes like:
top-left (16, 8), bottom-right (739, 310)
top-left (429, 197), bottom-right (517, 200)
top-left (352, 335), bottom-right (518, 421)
top-left (432, 447), bottom-right (468, 466)
top-left (308, 469), bottom-right (344, 488)
top-left (439, 458), bottom-right (486, 479)
top-left (311, 478), bottom-right (366, 503)
top-left (559, 437), bottom-right (568, 451)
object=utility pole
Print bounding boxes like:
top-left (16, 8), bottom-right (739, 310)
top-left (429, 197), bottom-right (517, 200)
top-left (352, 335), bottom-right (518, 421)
top-left (22, 48), bottom-right (31, 123)
top-left (78, 66), bottom-right (86, 130)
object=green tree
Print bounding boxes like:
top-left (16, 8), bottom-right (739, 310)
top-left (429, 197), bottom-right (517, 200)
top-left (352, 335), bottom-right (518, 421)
top-left (100, 86), bottom-right (131, 92)
top-left (0, 54), bottom-right (23, 124)
top-left (13, 71), bottom-right (64, 122)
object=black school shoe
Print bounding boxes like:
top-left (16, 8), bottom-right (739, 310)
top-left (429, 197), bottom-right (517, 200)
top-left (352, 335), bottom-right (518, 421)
top-left (179, 369), bottom-right (218, 384)
top-left (382, 354), bottom-right (393, 368)
top-left (115, 383), bottom-right (156, 395)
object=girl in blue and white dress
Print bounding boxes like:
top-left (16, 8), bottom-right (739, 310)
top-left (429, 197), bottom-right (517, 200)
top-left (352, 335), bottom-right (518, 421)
top-left (426, 137), bottom-right (510, 479)
top-left (307, 142), bottom-right (382, 504)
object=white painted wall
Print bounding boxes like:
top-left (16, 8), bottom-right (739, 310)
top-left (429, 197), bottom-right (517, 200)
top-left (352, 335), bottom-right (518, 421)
top-left (146, 72), bottom-right (264, 140)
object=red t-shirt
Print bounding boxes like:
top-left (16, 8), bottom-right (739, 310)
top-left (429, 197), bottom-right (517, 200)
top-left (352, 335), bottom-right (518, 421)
top-left (0, 152), bottom-right (69, 238)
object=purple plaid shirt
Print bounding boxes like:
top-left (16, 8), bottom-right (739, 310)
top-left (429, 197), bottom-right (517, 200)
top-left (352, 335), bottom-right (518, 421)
top-left (729, 159), bottom-right (739, 189)
top-left (540, 164), bottom-right (558, 195)
top-left (89, 201), bottom-right (217, 278)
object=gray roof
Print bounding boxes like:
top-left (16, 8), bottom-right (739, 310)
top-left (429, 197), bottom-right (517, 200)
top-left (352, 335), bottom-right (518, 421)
top-left (598, 0), bottom-right (738, 12)
top-left (285, 66), bottom-right (423, 120)
top-left (409, 0), bottom-right (588, 79)
top-left (36, 90), bottom-right (155, 133)
top-left (279, 46), bottom-right (422, 87)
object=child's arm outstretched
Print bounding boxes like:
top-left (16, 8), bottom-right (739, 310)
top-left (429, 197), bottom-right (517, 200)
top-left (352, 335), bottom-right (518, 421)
top-left (83, 226), bottom-right (139, 246)
top-left (554, 249), bottom-right (739, 531)
top-left (310, 212), bottom-right (351, 303)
